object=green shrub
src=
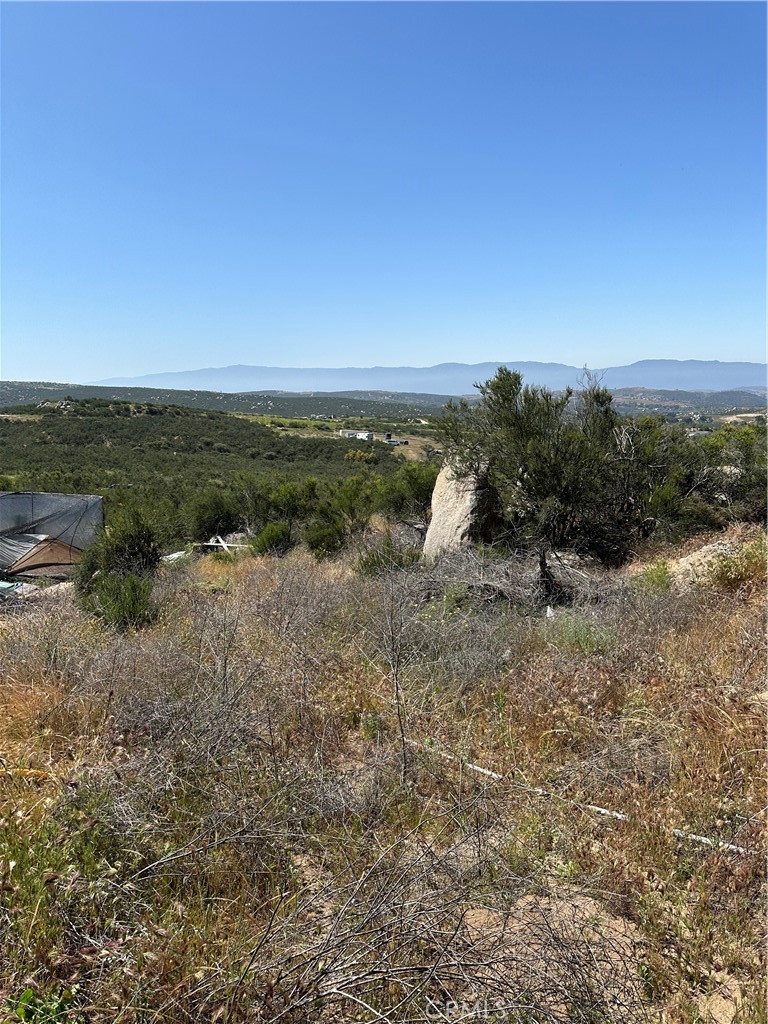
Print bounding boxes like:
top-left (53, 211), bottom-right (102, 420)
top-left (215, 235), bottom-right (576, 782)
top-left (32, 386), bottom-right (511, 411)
top-left (377, 461), bottom-right (438, 524)
top-left (345, 449), bottom-right (378, 464)
top-left (91, 572), bottom-right (155, 630)
top-left (675, 495), bottom-right (729, 533)
top-left (304, 518), bottom-right (346, 558)
top-left (210, 549), bottom-right (236, 564)
top-left (75, 509), bottom-right (161, 629)
top-left (356, 535), bottom-right (421, 576)
top-left (187, 488), bottom-right (240, 542)
top-left (251, 520), bottom-right (293, 556)
top-left (645, 481), bottom-right (682, 523)
top-left (5, 985), bottom-right (85, 1022)
top-left (327, 471), bottom-right (377, 534)
top-left (635, 560), bottom-right (673, 594)
top-left (439, 582), bottom-right (470, 614)
top-left (707, 535), bottom-right (767, 591)
top-left (75, 508), bottom-right (161, 596)
top-left (360, 712), bottom-right (385, 740)
top-left (547, 613), bottom-right (615, 655)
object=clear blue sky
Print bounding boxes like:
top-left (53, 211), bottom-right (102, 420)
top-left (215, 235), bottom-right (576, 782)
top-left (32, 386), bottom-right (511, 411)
top-left (1, 1), bottom-right (765, 383)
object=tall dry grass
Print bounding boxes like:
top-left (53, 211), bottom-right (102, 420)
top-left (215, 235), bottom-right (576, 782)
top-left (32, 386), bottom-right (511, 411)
top-left (0, 539), bottom-right (764, 1022)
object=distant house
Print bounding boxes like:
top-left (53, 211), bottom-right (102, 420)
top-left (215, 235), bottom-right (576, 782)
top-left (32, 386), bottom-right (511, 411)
top-left (339, 430), bottom-right (374, 441)
top-left (0, 492), bottom-right (103, 576)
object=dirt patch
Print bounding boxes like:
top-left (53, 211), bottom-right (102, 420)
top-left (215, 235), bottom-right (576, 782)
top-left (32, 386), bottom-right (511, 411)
top-left (462, 894), bottom-right (649, 1018)
top-left (717, 413), bottom-right (766, 424)
top-left (695, 971), bottom-right (744, 1024)
top-left (627, 524), bottom-right (763, 591)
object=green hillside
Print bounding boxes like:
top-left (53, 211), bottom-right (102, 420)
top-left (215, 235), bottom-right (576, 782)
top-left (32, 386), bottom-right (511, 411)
top-left (0, 398), bottom-right (408, 545)
top-left (2, 380), bottom-right (764, 423)
top-left (0, 380), bottom-right (439, 419)
top-left (611, 387), bottom-right (767, 414)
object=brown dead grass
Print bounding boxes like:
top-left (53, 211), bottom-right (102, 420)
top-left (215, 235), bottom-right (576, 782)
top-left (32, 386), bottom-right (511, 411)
top-left (0, 530), bottom-right (764, 1022)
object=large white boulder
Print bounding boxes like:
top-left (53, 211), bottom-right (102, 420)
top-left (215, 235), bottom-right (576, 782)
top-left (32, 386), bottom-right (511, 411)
top-left (423, 463), bottom-right (489, 560)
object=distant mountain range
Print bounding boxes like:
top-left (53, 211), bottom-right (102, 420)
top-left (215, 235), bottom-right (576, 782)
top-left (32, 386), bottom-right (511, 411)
top-left (94, 359), bottom-right (767, 394)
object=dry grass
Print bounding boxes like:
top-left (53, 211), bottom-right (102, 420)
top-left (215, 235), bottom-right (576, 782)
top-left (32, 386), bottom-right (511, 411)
top-left (0, 532), bottom-right (765, 1022)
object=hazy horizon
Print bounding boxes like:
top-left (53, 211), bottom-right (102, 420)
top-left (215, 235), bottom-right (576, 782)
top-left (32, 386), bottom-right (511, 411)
top-left (4, 354), bottom-right (766, 392)
top-left (92, 354), bottom-right (766, 382)
top-left (78, 357), bottom-right (766, 399)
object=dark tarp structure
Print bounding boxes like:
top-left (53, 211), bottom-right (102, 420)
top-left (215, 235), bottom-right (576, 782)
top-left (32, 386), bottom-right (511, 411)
top-left (0, 492), bottom-right (103, 576)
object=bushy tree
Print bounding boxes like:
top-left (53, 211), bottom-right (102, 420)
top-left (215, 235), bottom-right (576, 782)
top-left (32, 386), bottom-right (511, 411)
top-left (234, 474), bottom-right (320, 540)
top-left (435, 368), bottom-right (683, 567)
top-left (377, 461), bottom-right (439, 530)
top-left (251, 520), bottom-right (293, 556)
top-left (699, 424), bottom-right (767, 522)
top-left (76, 508), bottom-right (161, 594)
top-left (75, 508), bottom-right (161, 629)
top-left (303, 515), bottom-right (346, 558)
top-left (269, 478), bottom-right (319, 535)
top-left (187, 488), bottom-right (241, 542)
top-left (326, 470), bottom-right (378, 534)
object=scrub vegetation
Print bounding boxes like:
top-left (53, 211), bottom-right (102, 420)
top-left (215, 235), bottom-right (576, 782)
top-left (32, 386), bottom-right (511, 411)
top-left (0, 374), bottom-right (765, 1022)
top-left (1, 538), bottom-right (765, 1022)
top-left (0, 400), bottom-right (438, 550)
top-left (0, 381), bottom-right (446, 420)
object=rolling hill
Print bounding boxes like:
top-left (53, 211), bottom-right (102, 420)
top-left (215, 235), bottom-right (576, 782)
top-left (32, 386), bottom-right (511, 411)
top-left (0, 381), bottom-right (436, 420)
top-left (2, 380), bottom-right (764, 420)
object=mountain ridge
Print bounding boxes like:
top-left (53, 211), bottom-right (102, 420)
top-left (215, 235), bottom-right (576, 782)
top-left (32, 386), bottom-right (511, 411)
top-left (93, 359), bottom-right (767, 394)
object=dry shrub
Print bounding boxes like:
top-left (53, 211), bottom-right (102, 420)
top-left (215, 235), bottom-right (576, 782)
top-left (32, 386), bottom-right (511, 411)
top-left (181, 804), bottom-right (655, 1024)
top-left (0, 540), bottom-right (764, 1021)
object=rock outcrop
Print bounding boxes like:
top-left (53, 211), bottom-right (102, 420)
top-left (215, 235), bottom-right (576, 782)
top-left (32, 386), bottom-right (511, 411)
top-left (423, 463), bottom-right (496, 560)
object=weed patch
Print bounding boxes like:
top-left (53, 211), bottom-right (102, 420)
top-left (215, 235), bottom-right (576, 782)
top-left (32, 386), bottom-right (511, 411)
top-left (707, 533), bottom-right (766, 591)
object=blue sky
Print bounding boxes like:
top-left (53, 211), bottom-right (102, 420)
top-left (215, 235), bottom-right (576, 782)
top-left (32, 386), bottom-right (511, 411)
top-left (1, 1), bottom-right (765, 383)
